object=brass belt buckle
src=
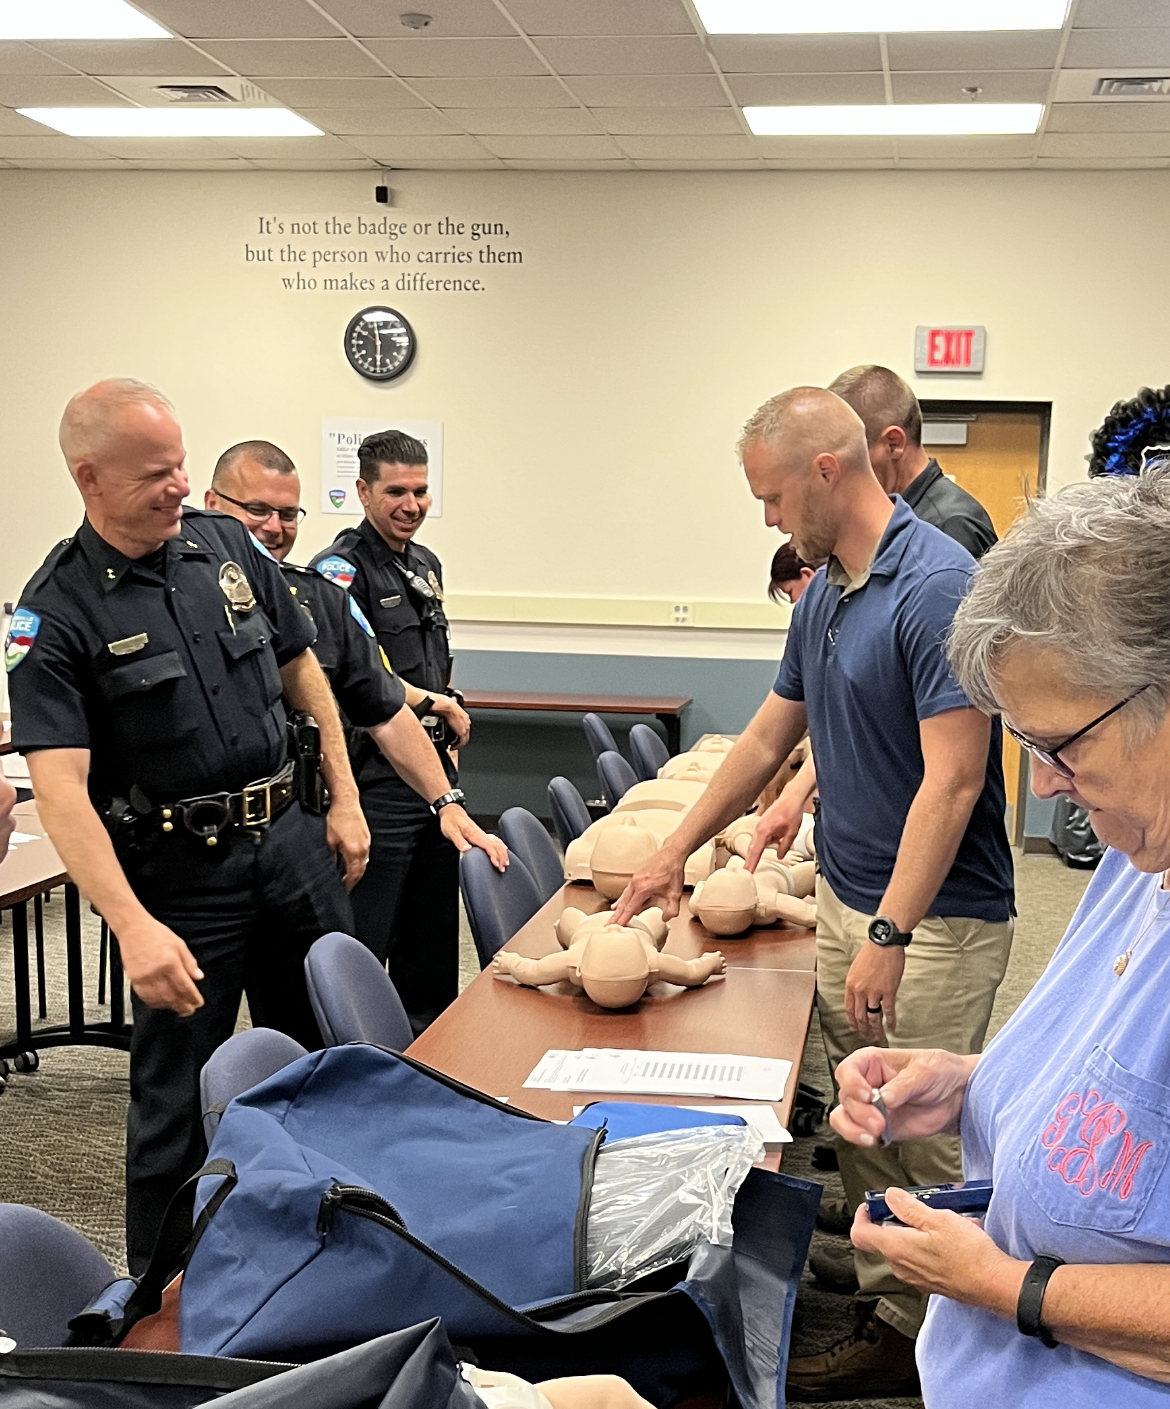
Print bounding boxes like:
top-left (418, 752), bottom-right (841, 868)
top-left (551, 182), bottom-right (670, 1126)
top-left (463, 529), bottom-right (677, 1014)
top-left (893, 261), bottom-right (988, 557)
top-left (240, 780), bottom-right (273, 828)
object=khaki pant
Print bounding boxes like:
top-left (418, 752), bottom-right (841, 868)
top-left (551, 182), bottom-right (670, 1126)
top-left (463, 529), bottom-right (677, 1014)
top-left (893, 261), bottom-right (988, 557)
top-left (815, 875), bottom-right (1013, 1340)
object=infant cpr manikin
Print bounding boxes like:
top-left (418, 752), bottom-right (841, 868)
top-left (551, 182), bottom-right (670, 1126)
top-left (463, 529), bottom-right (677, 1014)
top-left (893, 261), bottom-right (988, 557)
top-left (689, 857), bottom-right (817, 937)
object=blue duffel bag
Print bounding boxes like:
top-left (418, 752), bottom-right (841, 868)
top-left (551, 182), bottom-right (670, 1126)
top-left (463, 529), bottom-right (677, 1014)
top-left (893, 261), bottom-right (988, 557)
top-left (116, 1045), bottom-right (819, 1409)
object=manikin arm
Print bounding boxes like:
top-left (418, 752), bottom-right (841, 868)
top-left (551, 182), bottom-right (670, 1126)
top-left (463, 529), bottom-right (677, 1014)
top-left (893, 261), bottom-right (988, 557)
top-left (493, 949), bottom-right (574, 987)
top-left (653, 951), bottom-right (727, 986)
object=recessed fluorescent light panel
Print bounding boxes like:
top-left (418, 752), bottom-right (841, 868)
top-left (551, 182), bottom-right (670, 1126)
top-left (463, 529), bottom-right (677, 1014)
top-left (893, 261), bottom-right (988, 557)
top-left (745, 104), bottom-right (1044, 135)
top-left (0, 0), bottom-right (171, 40)
top-left (19, 107), bottom-right (324, 137)
top-left (696, 0), bottom-right (1068, 33)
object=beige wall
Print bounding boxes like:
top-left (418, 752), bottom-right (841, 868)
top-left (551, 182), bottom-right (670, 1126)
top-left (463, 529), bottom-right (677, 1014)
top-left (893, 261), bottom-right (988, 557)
top-left (1, 167), bottom-right (1165, 616)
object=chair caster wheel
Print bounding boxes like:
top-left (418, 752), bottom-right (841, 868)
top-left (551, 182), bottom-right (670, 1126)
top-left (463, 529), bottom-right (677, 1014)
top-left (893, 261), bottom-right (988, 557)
top-left (13, 1051), bottom-right (39, 1074)
top-left (0, 1058), bottom-right (9, 1079)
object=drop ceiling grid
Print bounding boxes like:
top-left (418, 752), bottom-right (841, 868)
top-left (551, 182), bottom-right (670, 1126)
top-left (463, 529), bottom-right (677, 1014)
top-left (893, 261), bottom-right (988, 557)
top-left (0, 0), bottom-right (1167, 169)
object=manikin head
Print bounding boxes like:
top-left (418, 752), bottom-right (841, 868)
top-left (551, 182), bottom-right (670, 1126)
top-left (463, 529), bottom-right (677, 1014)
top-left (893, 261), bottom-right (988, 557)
top-left (206, 440), bottom-right (303, 560)
top-left (738, 387), bottom-right (877, 568)
top-left (59, 379), bottom-right (188, 559)
top-left (829, 365), bottom-right (930, 497)
top-left (356, 429), bottom-right (431, 552)
top-left (768, 541), bottom-right (816, 606)
top-left (576, 929), bottom-right (652, 1009)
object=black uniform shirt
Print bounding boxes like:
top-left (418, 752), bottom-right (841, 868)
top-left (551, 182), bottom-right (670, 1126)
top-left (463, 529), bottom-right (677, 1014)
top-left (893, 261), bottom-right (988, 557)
top-left (901, 459), bottom-right (998, 561)
top-left (278, 559), bottom-right (405, 727)
top-left (7, 509), bottom-right (316, 802)
top-left (310, 519), bottom-right (452, 695)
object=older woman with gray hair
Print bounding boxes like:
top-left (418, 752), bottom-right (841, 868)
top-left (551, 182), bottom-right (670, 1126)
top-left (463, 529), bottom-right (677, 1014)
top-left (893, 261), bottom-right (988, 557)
top-left (831, 467), bottom-right (1170, 1406)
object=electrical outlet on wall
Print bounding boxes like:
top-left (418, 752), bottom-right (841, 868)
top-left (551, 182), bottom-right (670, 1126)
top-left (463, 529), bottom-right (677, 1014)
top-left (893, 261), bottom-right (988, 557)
top-left (671, 603), bottom-right (692, 626)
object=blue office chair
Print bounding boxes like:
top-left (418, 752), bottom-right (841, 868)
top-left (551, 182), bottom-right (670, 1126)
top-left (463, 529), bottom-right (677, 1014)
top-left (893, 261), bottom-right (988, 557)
top-left (199, 1027), bottom-right (309, 1144)
top-left (597, 749), bottom-right (638, 809)
top-left (582, 712), bottom-right (619, 762)
top-left (548, 775), bottom-right (592, 852)
top-left (305, 931), bottom-right (414, 1051)
top-left (460, 846), bottom-right (545, 968)
top-left (629, 723), bottom-right (670, 781)
top-left (499, 807), bottom-right (564, 902)
top-left (0, 1203), bottom-right (117, 1347)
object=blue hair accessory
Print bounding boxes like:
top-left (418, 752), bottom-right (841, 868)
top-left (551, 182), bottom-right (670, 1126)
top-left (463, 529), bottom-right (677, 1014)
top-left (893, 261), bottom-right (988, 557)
top-left (1088, 386), bottom-right (1170, 478)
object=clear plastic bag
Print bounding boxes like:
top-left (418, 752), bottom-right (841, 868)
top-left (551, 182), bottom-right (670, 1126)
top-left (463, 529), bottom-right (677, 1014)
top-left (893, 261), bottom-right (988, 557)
top-left (584, 1124), bottom-right (765, 1290)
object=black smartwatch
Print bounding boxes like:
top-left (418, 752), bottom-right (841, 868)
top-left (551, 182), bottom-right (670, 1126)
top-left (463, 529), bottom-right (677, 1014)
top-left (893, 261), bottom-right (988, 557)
top-left (868, 916), bottom-right (913, 948)
top-left (412, 694), bottom-right (436, 720)
top-left (430, 788), bottom-right (466, 816)
top-left (1017, 1254), bottom-right (1064, 1349)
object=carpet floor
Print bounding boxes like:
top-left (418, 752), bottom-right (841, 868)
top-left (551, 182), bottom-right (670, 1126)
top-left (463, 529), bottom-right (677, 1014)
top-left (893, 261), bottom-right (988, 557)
top-left (0, 850), bottom-right (1092, 1407)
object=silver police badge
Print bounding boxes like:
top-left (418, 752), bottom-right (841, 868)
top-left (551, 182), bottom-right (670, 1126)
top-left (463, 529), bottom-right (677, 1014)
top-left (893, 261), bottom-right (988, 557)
top-left (427, 569), bottom-right (444, 601)
top-left (218, 561), bottom-right (256, 612)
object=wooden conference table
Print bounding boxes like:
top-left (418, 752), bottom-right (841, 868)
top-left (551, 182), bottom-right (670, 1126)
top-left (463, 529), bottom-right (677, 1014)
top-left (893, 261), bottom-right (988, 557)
top-left (460, 691), bottom-right (693, 756)
top-left (409, 881), bottom-right (817, 1169)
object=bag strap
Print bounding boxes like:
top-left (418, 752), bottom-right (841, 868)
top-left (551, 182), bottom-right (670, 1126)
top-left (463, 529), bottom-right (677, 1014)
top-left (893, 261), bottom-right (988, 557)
top-left (115, 1157), bottom-right (237, 1339)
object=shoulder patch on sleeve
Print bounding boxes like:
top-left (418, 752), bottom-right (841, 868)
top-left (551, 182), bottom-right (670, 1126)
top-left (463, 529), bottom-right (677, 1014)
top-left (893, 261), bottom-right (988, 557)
top-left (348, 595), bottom-right (376, 638)
top-left (5, 607), bottom-right (41, 672)
top-left (315, 555), bottom-right (356, 590)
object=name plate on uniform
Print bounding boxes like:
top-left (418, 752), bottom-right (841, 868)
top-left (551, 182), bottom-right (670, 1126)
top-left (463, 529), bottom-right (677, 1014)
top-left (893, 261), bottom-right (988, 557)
top-left (108, 633), bottom-right (148, 656)
top-left (380, 595), bottom-right (402, 609)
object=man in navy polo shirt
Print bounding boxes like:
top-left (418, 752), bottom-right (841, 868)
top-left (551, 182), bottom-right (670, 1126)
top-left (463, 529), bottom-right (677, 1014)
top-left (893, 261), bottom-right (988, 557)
top-left (614, 386), bottom-right (1014, 1401)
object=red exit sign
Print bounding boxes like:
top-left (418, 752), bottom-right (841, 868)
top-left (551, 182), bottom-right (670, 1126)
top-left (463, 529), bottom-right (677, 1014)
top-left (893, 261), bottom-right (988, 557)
top-left (914, 325), bottom-right (986, 374)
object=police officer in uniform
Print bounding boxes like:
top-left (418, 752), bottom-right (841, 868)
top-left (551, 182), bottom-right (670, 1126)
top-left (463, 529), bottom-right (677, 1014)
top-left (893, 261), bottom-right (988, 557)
top-left (206, 439), bottom-right (507, 872)
top-left (310, 430), bottom-right (471, 1033)
top-left (6, 380), bottom-right (369, 1272)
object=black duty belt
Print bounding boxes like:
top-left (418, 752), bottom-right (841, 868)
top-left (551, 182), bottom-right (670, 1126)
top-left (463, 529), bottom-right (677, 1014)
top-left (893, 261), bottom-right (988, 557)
top-left (159, 762), bottom-right (297, 846)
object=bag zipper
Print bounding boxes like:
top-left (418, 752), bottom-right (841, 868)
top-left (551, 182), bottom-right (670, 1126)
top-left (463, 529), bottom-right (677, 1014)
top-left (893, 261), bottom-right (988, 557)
top-left (317, 1184), bottom-right (406, 1238)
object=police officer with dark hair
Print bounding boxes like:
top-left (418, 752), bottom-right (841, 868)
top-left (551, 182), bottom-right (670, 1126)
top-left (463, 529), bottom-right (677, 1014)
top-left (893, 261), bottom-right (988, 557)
top-left (6, 380), bottom-right (369, 1273)
top-left (206, 439), bottom-right (506, 880)
top-left (310, 430), bottom-right (474, 1033)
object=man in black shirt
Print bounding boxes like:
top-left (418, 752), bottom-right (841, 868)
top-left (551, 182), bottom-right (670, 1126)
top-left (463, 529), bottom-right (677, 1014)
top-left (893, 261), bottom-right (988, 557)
top-left (830, 365), bottom-right (998, 560)
top-left (6, 379), bottom-right (367, 1270)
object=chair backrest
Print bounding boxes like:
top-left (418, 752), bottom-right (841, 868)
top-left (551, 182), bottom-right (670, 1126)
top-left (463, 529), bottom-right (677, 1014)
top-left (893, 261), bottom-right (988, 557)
top-left (0, 1203), bottom-right (116, 1347)
top-left (498, 807), bottom-right (564, 902)
top-left (597, 749), bottom-right (638, 809)
top-left (582, 712), bottom-right (619, 762)
top-left (460, 845), bottom-right (545, 968)
top-left (305, 931), bottom-right (415, 1050)
top-left (629, 723), bottom-right (670, 781)
top-left (547, 775), bottom-right (592, 852)
top-left (200, 1027), bottom-right (309, 1143)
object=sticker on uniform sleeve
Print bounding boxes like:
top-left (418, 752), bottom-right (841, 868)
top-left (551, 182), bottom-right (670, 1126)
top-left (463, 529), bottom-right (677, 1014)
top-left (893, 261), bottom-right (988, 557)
top-left (379, 646), bottom-right (395, 675)
top-left (348, 596), bottom-right (376, 638)
top-left (316, 555), bottom-right (356, 591)
top-left (218, 561), bottom-right (256, 612)
top-left (4, 608), bottom-right (41, 672)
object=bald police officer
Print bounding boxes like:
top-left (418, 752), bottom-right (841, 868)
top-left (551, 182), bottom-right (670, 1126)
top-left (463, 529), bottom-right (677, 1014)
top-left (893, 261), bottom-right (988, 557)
top-left (310, 430), bottom-right (468, 1034)
top-left (205, 439), bottom-right (506, 873)
top-left (5, 380), bottom-right (367, 1272)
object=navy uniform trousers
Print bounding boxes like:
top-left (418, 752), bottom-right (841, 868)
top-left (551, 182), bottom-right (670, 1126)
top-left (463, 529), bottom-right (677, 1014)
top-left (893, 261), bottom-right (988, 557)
top-left (123, 802), bottom-right (352, 1273)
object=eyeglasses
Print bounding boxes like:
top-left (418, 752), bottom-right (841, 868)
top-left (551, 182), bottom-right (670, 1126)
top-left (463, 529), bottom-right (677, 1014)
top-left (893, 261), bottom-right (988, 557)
top-left (215, 491), bottom-right (305, 526)
top-left (1003, 684), bottom-right (1152, 779)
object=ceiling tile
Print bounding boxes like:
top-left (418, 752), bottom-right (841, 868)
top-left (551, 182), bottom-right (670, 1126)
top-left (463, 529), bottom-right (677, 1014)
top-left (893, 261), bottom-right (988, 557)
top-left (453, 106), bottom-right (602, 132)
top-left (891, 70), bottom-right (1052, 103)
top-left (727, 72), bottom-right (886, 104)
top-left (247, 157), bottom-right (378, 167)
top-left (893, 135), bottom-right (1039, 157)
top-left (1064, 28), bottom-right (1170, 67)
top-left (8, 156), bottom-right (130, 166)
top-left (762, 156), bottom-right (894, 167)
top-left (125, 156), bottom-right (257, 167)
top-left (1036, 155), bottom-right (1168, 167)
top-left (503, 0), bottom-right (693, 36)
top-left (364, 156), bottom-right (503, 166)
top-left (593, 106), bottom-right (739, 134)
top-left (319, 0), bottom-right (515, 38)
top-left (1040, 130), bottom-right (1170, 156)
top-left (898, 156), bottom-right (1035, 168)
top-left (197, 40), bottom-right (382, 76)
top-left (476, 133), bottom-right (622, 157)
top-left (35, 40), bottom-right (231, 76)
top-left (0, 134), bottom-right (108, 157)
top-left (300, 107), bottom-right (465, 134)
top-left (533, 36), bottom-right (709, 74)
top-left (615, 133), bottom-right (755, 159)
top-left (503, 157), bottom-right (631, 168)
top-left (134, 0), bottom-right (339, 39)
top-left (0, 74), bottom-right (122, 104)
top-left (0, 107), bottom-right (58, 133)
top-left (364, 38), bottom-right (547, 76)
top-left (410, 75), bottom-right (575, 104)
top-left (213, 134), bottom-right (361, 156)
top-left (755, 135), bottom-right (896, 157)
top-left (708, 35), bottom-right (881, 73)
top-left (77, 135), bottom-right (246, 157)
top-left (343, 133), bottom-right (495, 158)
top-left (0, 42), bottom-right (76, 75)
top-left (1075, 0), bottom-right (1170, 26)
top-left (1047, 101), bottom-right (1170, 132)
top-left (564, 74), bottom-right (725, 105)
top-left (632, 158), bottom-right (762, 168)
top-left (257, 77), bottom-right (425, 106)
top-left (886, 31), bottom-right (1061, 71)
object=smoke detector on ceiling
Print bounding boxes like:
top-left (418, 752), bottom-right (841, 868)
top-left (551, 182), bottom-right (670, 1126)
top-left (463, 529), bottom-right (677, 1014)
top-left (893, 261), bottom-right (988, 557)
top-left (400, 12), bottom-right (433, 28)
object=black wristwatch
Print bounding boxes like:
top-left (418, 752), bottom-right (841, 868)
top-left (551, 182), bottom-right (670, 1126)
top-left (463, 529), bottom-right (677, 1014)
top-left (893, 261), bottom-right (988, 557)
top-left (430, 788), bottom-right (466, 816)
top-left (868, 916), bottom-right (913, 948)
top-left (1017, 1255), bottom-right (1064, 1349)
top-left (412, 694), bottom-right (436, 720)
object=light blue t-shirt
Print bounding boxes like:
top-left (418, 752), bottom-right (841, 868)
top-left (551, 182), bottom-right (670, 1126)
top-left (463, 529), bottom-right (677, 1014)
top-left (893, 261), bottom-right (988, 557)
top-left (919, 848), bottom-right (1170, 1405)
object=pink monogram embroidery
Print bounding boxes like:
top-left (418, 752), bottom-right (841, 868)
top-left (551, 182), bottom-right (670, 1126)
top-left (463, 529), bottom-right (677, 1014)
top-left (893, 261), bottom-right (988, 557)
top-left (1040, 1087), bottom-right (1153, 1201)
